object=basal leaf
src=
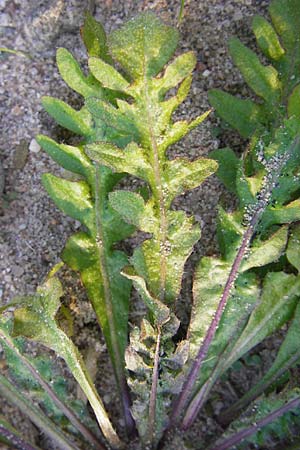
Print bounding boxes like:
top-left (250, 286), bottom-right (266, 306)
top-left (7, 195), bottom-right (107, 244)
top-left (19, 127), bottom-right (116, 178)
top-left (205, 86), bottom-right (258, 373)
top-left (240, 225), bottom-right (288, 272)
top-left (12, 277), bottom-right (122, 448)
top-left (288, 84), bottom-right (300, 120)
top-left (210, 148), bottom-right (240, 194)
top-left (252, 15), bottom-right (285, 61)
top-left (223, 303), bottom-right (300, 419)
top-left (62, 232), bottom-right (131, 363)
top-left (208, 90), bottom-right (263, 138)
top-left (121, 270), bottom-right (170, 326)
top-left (229, 37), bottom-right (282, 104)
top-left (213, 389), bottom-right (300, 450)
top-left (223, 272), bottom-right (300, 370)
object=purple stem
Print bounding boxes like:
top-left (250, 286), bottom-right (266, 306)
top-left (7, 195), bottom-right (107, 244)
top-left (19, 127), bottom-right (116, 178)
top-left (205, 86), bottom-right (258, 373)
top-left (168, 135), bottom-right (300, 430)
top-left (169, 213), bottom-right (257, 427)
top-left (0, 424), bottom-right (39, 450)
top-left (210, 396), bottom-right (300, 450)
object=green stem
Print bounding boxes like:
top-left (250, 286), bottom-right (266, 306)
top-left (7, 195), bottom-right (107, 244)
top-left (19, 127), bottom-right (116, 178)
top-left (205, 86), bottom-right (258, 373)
top-left (0, 374), bottom-right (77, 450)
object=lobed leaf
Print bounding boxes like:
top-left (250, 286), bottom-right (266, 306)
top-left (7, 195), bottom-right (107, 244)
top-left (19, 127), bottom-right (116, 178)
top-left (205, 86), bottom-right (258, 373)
top-left (42, 97), bottom-right (93, 137)
top-left (56, 48), bottom-right (101, 98)
top-left (108, 12), bottom-right (179, 79)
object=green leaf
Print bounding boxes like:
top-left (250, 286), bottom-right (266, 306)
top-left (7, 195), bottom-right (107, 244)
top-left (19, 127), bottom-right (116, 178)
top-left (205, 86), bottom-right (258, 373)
top-left (223, 272), bottom-right (300, 370)
top-left (108, 12), bottom-right (179, 79)
top-left (240, 225), bottom-right (288, 272)
top-left (287, 224), bottom-right (300, 272)
top-left (36, 135), bottom-right (93, 180)
top-left (62, 231), bottom-right (131, 376)
top-left (131, 211), bottom-right (200, 303)
top-left (157, 51), bottom-right (196, 94)
top-left (209, 90), bottom-right (263, 138)
top-left (252, 15), bottom-right (285, 61)
top-left (214, 389), bottom-right (300, 450)
top-left (42, 174), bottom-right (94, 232)
top-left (12, 277), bottom-right (122, 448)
top-left (42, 96), bottom-right (93, 136)
top-left (122, 270), bottom-right (170, 326)
top-left (224, 303), bottom-right (300, 418)
top-left (262, 199), bottom-right (300, 229)
top-left (229, 37), bottom-right (281, 104)
top-left (162, 157), bottom-right (218, 206)
top-left (109, 191), bottom-right (157, 233)
top-left (288, 84), bottom-right (300, 120)
top-left (86, 141), bottom-right (152, 181)
top-left (85, 97), bottom-right (139, 140)
top-left (89, 57), bottom-right (129, 92)
top-left (210, 147), bottom-right (240, 193)
top-left (56, 48), bottom-right (101, 98)
top-left (81, 12), bottom-right (112, 62)
top-left (269, 0), bottom-right (300, 55)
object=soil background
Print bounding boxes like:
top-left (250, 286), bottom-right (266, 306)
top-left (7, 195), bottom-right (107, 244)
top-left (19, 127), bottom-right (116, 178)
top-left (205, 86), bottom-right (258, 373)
top-left (0, 1), bottom-right (281, 449)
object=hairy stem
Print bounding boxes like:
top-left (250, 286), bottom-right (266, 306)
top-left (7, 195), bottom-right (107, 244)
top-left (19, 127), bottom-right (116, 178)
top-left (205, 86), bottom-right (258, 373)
top-left (0, 374), bottom-right (77, 450)
top-left (210, 396), bottom-right (300, 450)
top-left (0, 330), bottom-right (105, 450)
top-left (95, 165), bottom-right (135, 435)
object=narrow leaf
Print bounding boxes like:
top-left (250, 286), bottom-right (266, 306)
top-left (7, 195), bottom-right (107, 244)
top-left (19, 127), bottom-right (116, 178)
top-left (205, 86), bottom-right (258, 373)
top-left (42, 96), bottom-right (92, 136)
top-left (223, 272), bottom-right (300, 370)
top-left (240, 225), bottom-right (288, 272)
top-left (56, 48), bottom-right (101, 98)
top-left (252, 15), bottom-right (285, 61)
top-left (229, 37), bottom-right (281, 104)
top-left (208, 90), bottom-right (263, 138)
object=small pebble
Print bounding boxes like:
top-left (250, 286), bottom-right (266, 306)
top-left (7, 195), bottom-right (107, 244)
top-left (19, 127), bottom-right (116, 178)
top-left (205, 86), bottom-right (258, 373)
top-left (29, 139), bottom-right (41, 153)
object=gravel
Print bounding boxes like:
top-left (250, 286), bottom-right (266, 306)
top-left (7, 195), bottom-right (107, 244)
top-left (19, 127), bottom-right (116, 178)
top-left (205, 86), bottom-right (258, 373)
top-left (0, 1), bottom-right (270, 449)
